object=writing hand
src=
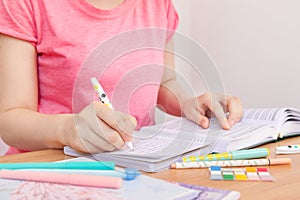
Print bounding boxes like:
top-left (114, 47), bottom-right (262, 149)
top-left (69, 102), bottom-right (137, 153)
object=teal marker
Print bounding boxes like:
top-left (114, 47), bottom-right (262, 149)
top-left (182, 148), bottom-right (270, 162)
top-left (0, 162), bottom-right (115, 170)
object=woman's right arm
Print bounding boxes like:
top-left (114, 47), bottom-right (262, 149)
top-left (0, 34), bottom-right (136, 153)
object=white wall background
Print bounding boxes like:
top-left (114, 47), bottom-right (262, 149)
top-left (173, 0), bottom-right (300, 109)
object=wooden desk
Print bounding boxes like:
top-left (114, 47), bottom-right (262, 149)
top-left (1, 137), bottom-right (300, 200)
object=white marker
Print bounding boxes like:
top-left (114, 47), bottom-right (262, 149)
top-left (276, 144), bottom-right (300, 154)
top-left (90, 77), bottom-right (134, 151)
top-left (90, 77), bottom-right (114, 109)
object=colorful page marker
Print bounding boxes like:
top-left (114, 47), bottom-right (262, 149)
top-left (0, 170), bottom-right (123, 188)
top-left (182, 148), bottom-right (269, 162)
top-left (209, 166), bottom-right (274, 182)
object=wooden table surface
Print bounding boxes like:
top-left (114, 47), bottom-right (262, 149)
top-left (1, 137), bottom-right (300, 200)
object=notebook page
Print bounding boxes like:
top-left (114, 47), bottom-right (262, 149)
top-left (100, 118), bottom-right (209, 161)
top-left (64, 118), bottom-right (209, 165)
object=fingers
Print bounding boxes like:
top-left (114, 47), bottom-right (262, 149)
top-left (94, 102), bottom-right (137, 142)
top-left (194, 93), bottom-right (243, 130)
top-left (210, 95), bottom-right (243, 129)
top-left (226, 96), bottom-right (243, 127)
top-left (195, 94), bottom-right (229, 130)
top-left (70, 112), bottom-right (118, 153)
top-left (189, 107), bottom-right (210, 129)
top-left (211, 102), bottom-right (231, 130)
top-left (74, 118), bottom-right (117, 153)
top-left (74, 101), bottom-right (137, 154)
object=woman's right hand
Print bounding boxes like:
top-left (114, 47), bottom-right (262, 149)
top-left (66, 101), bottom-right (137, 154)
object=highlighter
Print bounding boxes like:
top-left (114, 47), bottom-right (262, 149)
top-left (0, 161), bottom-right (115, 170)
top-left (182, 148), bottom-right (269, 162)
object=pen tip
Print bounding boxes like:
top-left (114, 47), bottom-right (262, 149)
top-left (126, 142), bottom-right (134, 151)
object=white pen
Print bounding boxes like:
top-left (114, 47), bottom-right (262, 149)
top-left (276, 144), bottom-right (300, 154)
top-left (90, 77), bottom-right (134, 151)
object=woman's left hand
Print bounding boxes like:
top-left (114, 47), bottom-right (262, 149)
top-left (182, 93), bottom-right (243, 130)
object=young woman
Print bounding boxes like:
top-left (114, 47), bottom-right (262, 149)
top-left (0, 0), bottom-right (243, 155)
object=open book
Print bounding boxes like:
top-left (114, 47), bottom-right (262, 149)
top-left (222, 107), bottom-right (300, 151)
top-left (64, 107), bottom-right (300, 172)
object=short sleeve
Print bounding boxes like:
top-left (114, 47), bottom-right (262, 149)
top-left (0, 0), bottom-right (37, 45)
top-left (165, 0), bottom-right (179, 42)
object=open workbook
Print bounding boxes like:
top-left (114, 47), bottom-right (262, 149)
top-left (64, 107), bottom-right (300, 172)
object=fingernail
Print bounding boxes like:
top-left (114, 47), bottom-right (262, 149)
top-left (223, 121), bottom-right (230, 130)
top-left (200, 119), bottom-right (207, 128)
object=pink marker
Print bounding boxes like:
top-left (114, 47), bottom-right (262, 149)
top-left (0, 170), bottom-right (122, 189)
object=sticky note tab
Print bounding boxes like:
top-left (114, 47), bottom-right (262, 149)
top-left (234, 171), bottom-right (245, 175)
top-left (247, 172), bottom-right (260, 181)
top-left (209, 167), bottom-right (275, 182)
top-left (235, 174), bottom-right (248, 180)
top-left (257, 169), bottom-right (275, 182)
top-left (223, 171), bottom-right (234, 180)
top-left (234, 170), bottom-right (247, 180)
top-left (257, 168), bottom-right (268, 172)
top-left (259, 174), bottom-right (275, 182)
top-left (210, 174), bottom-right (223, 180)
top-left (210, 166), bottom-right (221, 171)
top-left (245, 167), bottom-right (257, 172)
top-left (210, 168), bottom-right (222, 180)
top-left (232, 168), bottom-right (245, 172)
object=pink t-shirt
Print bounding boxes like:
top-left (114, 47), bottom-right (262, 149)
top-left (0, 0), bottom-right (178, 154)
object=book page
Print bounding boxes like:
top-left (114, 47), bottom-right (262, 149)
top-left (246, 107), bottom-right (300, 138)
top-left (205, 120), bottom-right (278, 152)
top-left (242, 108), bottom-right (281, 123)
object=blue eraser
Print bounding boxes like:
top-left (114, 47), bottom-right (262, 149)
top-left (124, 168), bottom-right (140, 181)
